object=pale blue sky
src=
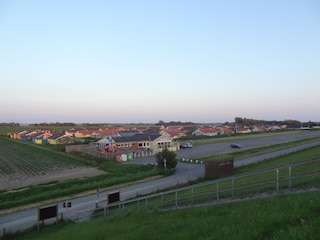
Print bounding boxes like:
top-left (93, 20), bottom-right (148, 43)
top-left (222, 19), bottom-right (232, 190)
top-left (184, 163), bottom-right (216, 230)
top-left (1, 0), bottom-right (319, 123)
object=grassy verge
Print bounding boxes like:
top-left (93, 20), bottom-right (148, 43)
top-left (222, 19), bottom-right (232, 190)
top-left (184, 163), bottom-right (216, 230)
top-left (2, 145), bottom-right (320, 239)
top-left (234, 145), bottom-right (320, 174)
top-left (1, 136), bottom-right (318, 211)
top-left (0, 162), bottom-right (158, 211)
top-left (6, 191), bottom-right (320, 240)
top-left (184, 136), bottom-right (320, 162)
top-left (155, 146), bottom-right (320, 210)
top-left (185, 130), bottom-right (309, 146)
top-left (231, 137), bottom-right (320, 160)
top-left (0, 137), bottom-right (161, 211)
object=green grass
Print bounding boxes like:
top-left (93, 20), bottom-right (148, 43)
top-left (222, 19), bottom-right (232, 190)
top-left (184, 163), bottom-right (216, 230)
top-left (185, 130), bottom-right (310, 146)
top-left (0, 138), bottom-right (160, 210)
top-left (1, 136), bottom-right (319, 211)
top-left (6, 191), bottom-right (320, 240)
top-left (157, 146), bottom-right (320, 210)
top-left (0, 164), bottom-right (157, 210)
top-left (2, 140), bottom-right (320, 239)
top-left (234, 145), bottom-right (320, 174)
top-left (0, 163), bottom-right (158, 210)
top-left (81, 146), bottom-right (320, 220)
top-left (231, 137), bottom-right (320, 160)
top-left (0, 138), bottom-right (88, 175)
top-left (102, 144), bottom-right (319, 216)
top-left (184, 136), bottom-right (320, 162)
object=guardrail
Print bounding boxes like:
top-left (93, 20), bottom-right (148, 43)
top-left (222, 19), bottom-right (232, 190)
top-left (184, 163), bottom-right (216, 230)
top-left (74, 158), bottom-right (320, 222)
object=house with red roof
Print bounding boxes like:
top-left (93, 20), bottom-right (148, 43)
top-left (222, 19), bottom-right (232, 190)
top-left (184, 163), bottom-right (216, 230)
top-left (192, 127), bottom-right (220, 137)
top-left (48, 133), bottom-right (74, 145)
top-left (91, 128), bottom-right (121, 139)
top-left (97, 133), bottom-right (178, 154)
top-left (163, 126), bottom-right (186, 139)
top-left (236, 127), bottom-right (251, 134)
top-left (11, 130), bottom-right (28, 139)
top-left (216, 126), bottom-right (234, 135)
top-left (34, 132), bottom-right (53, 144)
top-left (73, 129), bottom-right (98, 138)
top-left (251, 125), bottom-right (268, 132)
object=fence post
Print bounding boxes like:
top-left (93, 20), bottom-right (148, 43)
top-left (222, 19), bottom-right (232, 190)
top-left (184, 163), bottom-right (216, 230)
top-left (276, 169), bottom-right (279, 194)
top-left (232, 178), bottom-right (235, 199)
top-left (216, 183), bottom-right (219, 201)
top-left (288, 166), bottom-right (292, 189)
top-left (191, 187), bottom-right (194, 205)
top-left (175, 191), bottom-right (178, 209)
top-left (161, 193), bottom-right (163, 209)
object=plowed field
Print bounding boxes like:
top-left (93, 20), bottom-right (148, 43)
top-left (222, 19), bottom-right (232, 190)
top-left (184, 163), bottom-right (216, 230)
top-left (0, 138), bottom-right (105, 191)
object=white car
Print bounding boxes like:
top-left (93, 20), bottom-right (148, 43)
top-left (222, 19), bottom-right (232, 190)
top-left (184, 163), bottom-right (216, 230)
top-left (180, 141), bottom-right (193, 149)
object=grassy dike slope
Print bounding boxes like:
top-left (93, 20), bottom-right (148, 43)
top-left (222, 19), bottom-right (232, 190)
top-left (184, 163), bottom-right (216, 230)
top-left (8, 191), bottom-right (320, 240)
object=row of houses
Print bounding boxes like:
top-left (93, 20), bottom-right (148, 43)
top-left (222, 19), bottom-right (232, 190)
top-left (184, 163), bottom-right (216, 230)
top-left (10, 128), bottom-right (178, 153)
top-left (10, 123), bottom-right (288, 145)
top-left (10, 123), bottom-right (290, 151)
top-left (187, 124), bottom-right (285, 137)
top-left (9, 124), bottom-right (292, 159)
top-left (11, 129), bottom-right (74, 145)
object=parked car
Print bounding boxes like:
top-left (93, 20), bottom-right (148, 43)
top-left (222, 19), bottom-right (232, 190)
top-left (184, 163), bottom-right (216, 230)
top-left (180, 141), bottom-right (193, 149)
top-left (230, 143), bottom-right (241, 148)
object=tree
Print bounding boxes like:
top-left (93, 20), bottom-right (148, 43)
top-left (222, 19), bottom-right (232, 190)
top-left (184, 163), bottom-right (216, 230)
top-left (155, 148), bottom-right (178, 173)
top-left (156, 120), bottom-right (165, 126)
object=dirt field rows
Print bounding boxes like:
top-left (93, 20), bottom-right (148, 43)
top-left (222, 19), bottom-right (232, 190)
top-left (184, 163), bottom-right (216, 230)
top-left (0, 138), bottom-right (105, 191)
top-left (0, 167), bottom-right (105, 191)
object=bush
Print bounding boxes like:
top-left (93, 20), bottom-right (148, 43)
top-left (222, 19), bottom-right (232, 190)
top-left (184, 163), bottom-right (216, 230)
top-left (155, 148), bottom-right (178, 173)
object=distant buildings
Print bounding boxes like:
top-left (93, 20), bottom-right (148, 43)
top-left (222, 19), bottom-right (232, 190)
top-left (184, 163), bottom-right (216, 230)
top-left (9, 121), bottom-right (315, 160)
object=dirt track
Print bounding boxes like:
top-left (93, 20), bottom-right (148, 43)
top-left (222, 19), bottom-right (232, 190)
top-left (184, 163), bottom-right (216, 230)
top-left (0, 167), bottom-right (106, 191)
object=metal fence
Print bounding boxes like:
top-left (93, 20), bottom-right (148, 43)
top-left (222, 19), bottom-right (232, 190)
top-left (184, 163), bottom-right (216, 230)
top-left (74, 158), bottom-right (320, 222)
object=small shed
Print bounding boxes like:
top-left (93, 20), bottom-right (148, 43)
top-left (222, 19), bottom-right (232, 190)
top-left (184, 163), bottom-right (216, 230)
top-left (205, 156), bottom-right (234, 179)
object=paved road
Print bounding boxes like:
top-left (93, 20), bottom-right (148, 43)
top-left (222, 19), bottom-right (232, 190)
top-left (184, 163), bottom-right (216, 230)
top-left (1, 131), bottom-right (319, 235)
top-left (130, 130), bottom-right (320, 164)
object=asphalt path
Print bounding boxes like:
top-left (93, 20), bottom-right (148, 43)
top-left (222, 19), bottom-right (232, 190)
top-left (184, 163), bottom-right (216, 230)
top-left (1, 130), bottom-right (319, 235)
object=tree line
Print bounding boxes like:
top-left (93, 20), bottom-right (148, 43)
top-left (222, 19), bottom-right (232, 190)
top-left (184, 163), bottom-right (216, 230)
top-left (234, 117), bottom-right (305, 126)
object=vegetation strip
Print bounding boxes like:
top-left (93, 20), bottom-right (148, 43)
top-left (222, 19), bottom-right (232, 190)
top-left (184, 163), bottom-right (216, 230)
top-left (1, 136), bottom-right (319, 211)
top-left (6, 191), bottom-right (320, 240)
top-left (0, 137), bottom-right (159, 211)
top-left (185, 136), bottom-right (320, 163)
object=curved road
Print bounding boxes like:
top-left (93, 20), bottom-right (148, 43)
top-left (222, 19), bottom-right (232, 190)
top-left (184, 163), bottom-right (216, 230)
top-left (1, 131), bottom-right (320, 235)
top-left (132, 130), bottom-right (320, 164)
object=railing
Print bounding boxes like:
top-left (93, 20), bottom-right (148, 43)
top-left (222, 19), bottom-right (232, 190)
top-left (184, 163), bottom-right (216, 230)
top-left (75, 158), bottom-right (320, 222)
